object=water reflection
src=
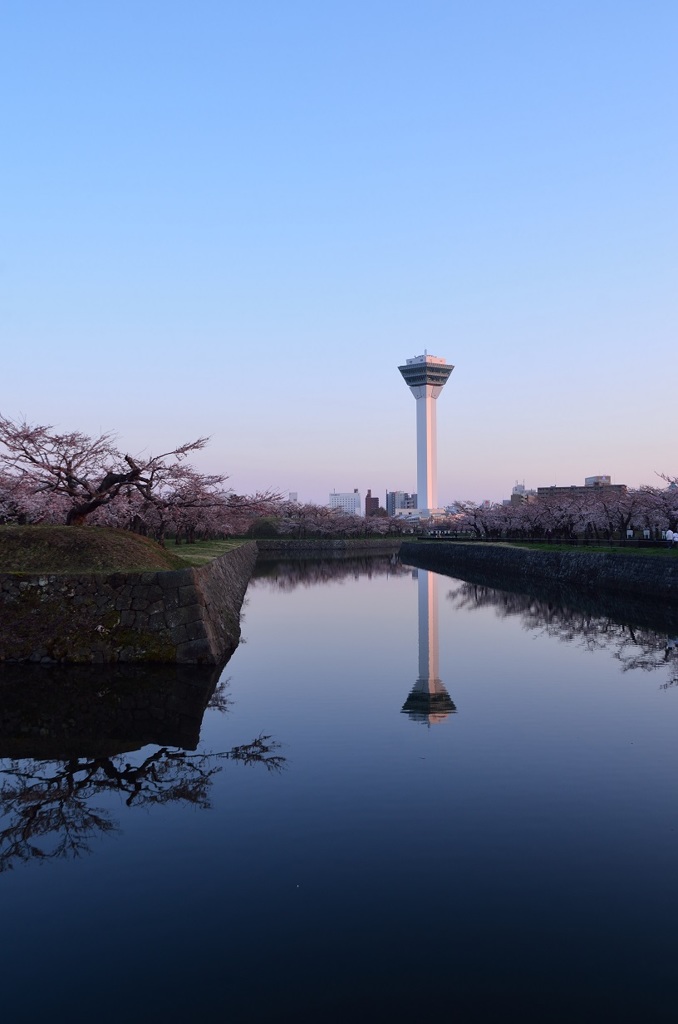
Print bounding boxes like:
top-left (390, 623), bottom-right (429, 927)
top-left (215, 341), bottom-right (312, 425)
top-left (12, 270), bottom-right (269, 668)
top-left (4, 555), bottom-right (678, 1018)
top-left (253, 557), bottom-right (457, 724)
top-left (252, 554), bottom-right (409, 590)
top-left (401, 570), bottom-right (456, 724)
top-left (0, 663), bottom-right (224, 758)
top-left (0, 664), bottom-right (283, 871)
top-left (447, 581), bottom-right (678, 688)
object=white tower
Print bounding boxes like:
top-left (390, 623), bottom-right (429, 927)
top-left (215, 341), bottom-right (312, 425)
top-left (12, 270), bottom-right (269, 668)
top-left (398, 353), bottom-right (454, 514)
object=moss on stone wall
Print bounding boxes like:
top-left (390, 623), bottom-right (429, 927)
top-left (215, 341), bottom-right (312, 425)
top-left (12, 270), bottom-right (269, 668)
top-left (0, 542), bottom-right (258, 665)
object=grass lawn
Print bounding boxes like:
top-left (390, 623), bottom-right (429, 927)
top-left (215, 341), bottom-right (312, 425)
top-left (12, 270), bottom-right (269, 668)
top-left (169, 538), bottom-right (246, 566)
top-left (509, 542), bottom-right (678, 557)
top-left (421, 539), bottom-right (678, 558)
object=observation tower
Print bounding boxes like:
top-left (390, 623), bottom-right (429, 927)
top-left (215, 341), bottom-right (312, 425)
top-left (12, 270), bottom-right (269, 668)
top-left (398, 352), bottom-right (454, 514)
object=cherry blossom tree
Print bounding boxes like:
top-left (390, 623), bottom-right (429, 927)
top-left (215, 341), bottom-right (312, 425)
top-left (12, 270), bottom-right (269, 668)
top-left (0, 469), bottom-right (69, 524)
top-left (0, 414), bottom-right (282, 538)
top-left (0, 415), bottom-right (210, 526)
top-left (444, 483), bottom-right (678, 543)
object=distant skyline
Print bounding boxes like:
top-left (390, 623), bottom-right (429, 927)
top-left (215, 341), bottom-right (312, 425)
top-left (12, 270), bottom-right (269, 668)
top-left (2, 1), bottom-right (676, 504)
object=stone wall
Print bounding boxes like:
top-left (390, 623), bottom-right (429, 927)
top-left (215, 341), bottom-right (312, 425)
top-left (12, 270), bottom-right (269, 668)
top-left (400, 541), bottom-right (678, 601)
top-left (256, 538), bottom-right (402, 557)
top-left (0, 542), bottom-right (257, 665)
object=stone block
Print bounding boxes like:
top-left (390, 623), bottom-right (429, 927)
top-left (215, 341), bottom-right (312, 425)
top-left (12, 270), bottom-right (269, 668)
top-left (176, 638), bottom-right (212, 663)
top-left (184, 618), bottom-right (207, 642)
top-left (165, 605), bottom-right (198, 629)
top-left (117, 647), bottom-right (138, 662)
top-left (178, 585), bottom-right (200, 607)
top-left (161, 591), bottom-right (180, 610)
top-left (157, 570), bottom-right (191, 590)
top-left (147, 611), bottom-right (167, 632)
top-left (170, 624), bottom-right (188, 644)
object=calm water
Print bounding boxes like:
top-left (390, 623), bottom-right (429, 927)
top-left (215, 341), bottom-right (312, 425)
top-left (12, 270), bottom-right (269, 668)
top-left (2, 556), bottom-right (678, 1022)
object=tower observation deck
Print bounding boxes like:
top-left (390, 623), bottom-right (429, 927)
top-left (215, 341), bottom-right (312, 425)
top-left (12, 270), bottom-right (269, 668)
top-left (398, 353), bottom-right (454, 514)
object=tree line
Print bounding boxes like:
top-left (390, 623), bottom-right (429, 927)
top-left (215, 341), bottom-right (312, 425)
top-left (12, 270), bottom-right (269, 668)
top-left (1, 414), bottom-right (676, 543)
top-left (445, 485), bottom-right (678, 541)
top-left (0, 415), bottom-right (402, 542)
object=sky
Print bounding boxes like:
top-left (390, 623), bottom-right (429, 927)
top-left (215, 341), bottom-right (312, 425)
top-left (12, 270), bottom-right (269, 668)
top-left (1, 1), bottom-right (676, 506)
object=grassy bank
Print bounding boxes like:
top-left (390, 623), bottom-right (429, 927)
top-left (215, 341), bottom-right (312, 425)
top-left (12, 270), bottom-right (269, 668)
top-left (514, 542), bottom-right (678, 557)
top-left (169, 538), bottom-right (245, 566)
top-left (0, 526), bottom-right (243, 574)
top-left (417, 539), bottom-right (678, 558)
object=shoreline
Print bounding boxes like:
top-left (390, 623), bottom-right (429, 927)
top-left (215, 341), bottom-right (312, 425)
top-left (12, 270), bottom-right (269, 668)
top-left (5, 536), bottom-right (678, 664)
top-left (400, 540), bottom-right (678, 603)
top-left (254, 538), bottom-right (401, 558)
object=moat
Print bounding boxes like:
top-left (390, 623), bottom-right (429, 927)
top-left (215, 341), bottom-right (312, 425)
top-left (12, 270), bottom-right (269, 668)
top-left (2, 555), bottom-right (678, 1021)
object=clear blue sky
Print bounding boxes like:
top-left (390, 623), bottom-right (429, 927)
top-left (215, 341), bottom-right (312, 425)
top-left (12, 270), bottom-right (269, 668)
top-left (2, 1), bottom-right (676, 504)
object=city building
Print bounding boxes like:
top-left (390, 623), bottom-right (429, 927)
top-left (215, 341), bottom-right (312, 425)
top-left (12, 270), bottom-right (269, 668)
top-left (504, 482), bottom-right (538, 506)
top-left (288, 492), bottom-right (298, 503)
top-left (398, 352), bottom-right (454, 515)
top-left (585, 476), bottom-right (611, 488)
top-left (386, 491), bottom-right (417, 516)
top-left (537, 476), bottom-right (626, 499)
top-left (364, 489), bottom-right (380, 517)
top-left (502, 477), bottom-right (626, 505)
top-left (329, 489), bottom-right (361, 515)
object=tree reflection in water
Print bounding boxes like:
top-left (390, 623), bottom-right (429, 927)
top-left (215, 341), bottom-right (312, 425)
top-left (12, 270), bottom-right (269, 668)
top-left (0, 664), bottom-right (284, 872)
top-left (252, 555), bottom-right (410, 591)
top-left (0, 737), bottom-right (283, 871)
top-left (447, 581), bottom-right (678, 688)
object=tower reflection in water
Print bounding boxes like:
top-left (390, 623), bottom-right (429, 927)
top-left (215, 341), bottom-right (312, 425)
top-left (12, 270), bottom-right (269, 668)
top-left (401, 569), bottom-right (456, 725)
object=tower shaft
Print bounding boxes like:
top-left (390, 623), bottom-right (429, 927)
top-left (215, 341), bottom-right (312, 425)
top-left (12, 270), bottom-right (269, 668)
top-left (416, 389), bottom-right (439, 512)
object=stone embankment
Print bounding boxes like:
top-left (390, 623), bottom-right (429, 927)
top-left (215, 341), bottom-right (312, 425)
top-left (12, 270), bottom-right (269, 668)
top-left (0, 542), bottom-right (257, 665)
top-left (255, 538), bottom-right (402, 557)
top-left (400, 541), bottom-right (678, 601)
